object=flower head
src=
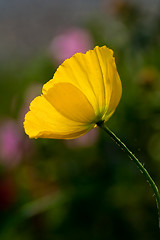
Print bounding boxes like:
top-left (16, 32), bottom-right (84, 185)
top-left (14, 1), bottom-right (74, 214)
top-left (24, 46), bottom-right (122, 139)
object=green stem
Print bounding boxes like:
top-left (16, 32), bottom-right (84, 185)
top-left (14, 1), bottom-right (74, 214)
top-left (98, 121), bottom-right (160, 229)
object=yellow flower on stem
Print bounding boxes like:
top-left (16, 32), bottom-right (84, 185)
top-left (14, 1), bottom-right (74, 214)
top-left (24, 46), bottom-right (122, 139)
top-left (24, 45), bottom-right (160, 228)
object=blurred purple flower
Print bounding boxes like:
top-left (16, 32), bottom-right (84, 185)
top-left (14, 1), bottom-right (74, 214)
top-left (0, 119), bottom-right (30, 167)
top-left (49, 27), bottom-right (94, 65)
top-left (65, 128), bottom-right (99, 149)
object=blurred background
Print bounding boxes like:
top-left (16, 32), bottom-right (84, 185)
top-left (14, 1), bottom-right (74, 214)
top-left (0, 0), bottom-right (160, 239)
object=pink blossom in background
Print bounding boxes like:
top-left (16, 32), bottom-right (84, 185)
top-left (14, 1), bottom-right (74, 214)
top-left (49, 27), bottom-right (94, 65)
top-left (0, 119), bottom-right (30, 168)
top-left (65, 128), bottom-right (99, 149)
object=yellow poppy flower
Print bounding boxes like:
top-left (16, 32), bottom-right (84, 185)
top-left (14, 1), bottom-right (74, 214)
top-left (24, 46), bottom-right (122, 139)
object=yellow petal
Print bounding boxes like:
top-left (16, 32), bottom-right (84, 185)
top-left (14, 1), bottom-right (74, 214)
top-left (93, 46), bottom-right (122, 121)
top-left (24, 95), bottom-right (94, 139)
top-left (43, 82), bottom-right (95, 123)
top-left (104, 57), bottom-right (122, 121)
top-left (43, 46), bottom-right (115, 119)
